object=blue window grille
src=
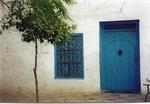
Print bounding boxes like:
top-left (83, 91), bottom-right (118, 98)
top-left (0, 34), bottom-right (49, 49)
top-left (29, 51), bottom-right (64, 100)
top-left (55, 33), bottom-right (84, 79)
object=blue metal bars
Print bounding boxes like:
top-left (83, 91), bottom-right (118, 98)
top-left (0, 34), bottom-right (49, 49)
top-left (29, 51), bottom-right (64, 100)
top-left (55, 34), bottom-right (84, 79)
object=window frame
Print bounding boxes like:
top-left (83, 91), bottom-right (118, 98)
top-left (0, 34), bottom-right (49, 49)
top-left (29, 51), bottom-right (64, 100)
top-left (54, 33), bottom-right (84, 79)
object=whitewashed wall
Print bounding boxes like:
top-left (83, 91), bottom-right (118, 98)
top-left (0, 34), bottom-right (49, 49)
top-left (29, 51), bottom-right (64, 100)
top-left (0, 0), bottom-right (150, 96)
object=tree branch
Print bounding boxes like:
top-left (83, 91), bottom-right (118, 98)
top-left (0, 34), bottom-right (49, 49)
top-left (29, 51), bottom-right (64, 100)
top-left (0, 0), bottom-right (10, 9)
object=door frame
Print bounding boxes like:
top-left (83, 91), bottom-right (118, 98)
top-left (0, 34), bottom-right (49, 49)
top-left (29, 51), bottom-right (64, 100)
top-left (99, 20), bottom-right (141, 92)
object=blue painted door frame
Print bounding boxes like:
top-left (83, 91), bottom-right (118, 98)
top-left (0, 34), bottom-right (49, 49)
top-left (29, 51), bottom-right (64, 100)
top-left (100, 20), bottom-right (141, 92)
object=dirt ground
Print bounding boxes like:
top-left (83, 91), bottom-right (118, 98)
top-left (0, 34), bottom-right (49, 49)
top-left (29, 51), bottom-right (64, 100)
top-left (0, 91), bottom-right (147, 103)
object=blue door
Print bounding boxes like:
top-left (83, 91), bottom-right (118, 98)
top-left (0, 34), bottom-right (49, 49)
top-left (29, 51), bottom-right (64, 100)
top-left (100, 20), bottom-right (140, 92)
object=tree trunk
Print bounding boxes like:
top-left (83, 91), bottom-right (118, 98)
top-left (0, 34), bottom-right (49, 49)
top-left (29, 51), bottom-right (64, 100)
top-left (33, 38), bottom-right (39, 103)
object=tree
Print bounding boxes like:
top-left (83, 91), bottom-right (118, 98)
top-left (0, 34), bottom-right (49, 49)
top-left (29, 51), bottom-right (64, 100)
top-left (0, 0), bottom-right (76, 102)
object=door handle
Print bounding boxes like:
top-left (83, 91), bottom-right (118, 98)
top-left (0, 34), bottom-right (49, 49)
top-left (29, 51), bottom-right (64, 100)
top-left (117, 49), bottom-right (123, 56)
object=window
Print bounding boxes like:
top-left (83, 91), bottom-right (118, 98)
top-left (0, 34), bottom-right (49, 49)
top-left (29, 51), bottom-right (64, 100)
top-left (55, 33), bottom-right (84, 79)
top-left (102, 20), bottom-right (139, 30)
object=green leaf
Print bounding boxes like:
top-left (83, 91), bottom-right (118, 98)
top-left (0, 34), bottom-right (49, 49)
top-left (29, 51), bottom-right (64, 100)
top-left (1, 0), bottom-right (76, 44)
